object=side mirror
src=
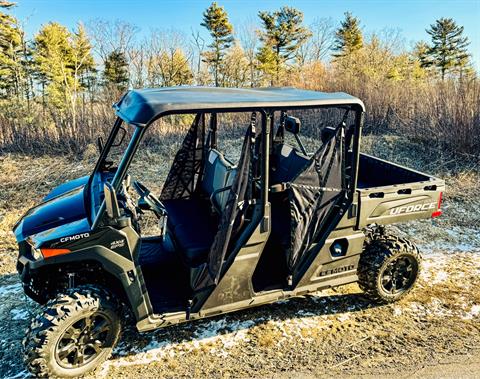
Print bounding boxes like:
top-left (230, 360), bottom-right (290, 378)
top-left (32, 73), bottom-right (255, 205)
top-left (104, 182), bottom-right (121, 220)
top-left (285, 116), bottom-right (301, 135)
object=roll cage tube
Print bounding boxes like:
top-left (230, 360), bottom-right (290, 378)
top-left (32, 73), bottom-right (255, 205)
top-left (92, 125), bottom-right (146, 229)
top-left (85, 117), bottom-right (123, 224)
top-left (91, 117), bottom-right (124, 176)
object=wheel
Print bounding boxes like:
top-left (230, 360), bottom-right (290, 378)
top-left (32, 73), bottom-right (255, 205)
top-left (357, 234), bottom-right (421, 304)
top-left (23, 285), bottom-right (122, 378)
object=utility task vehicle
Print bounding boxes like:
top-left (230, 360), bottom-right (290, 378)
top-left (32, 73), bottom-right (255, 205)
top-left (14, 87), bottom-right (444, 377)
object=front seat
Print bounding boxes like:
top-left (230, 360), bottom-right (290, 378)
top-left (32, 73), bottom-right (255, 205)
top-left (163, 149), bottom-right (237, 266)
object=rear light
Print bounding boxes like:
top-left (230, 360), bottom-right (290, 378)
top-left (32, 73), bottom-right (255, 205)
top-left (41, 248), bottom-right (71, 258)
top-left (431, 192), bottom-right (443, 218)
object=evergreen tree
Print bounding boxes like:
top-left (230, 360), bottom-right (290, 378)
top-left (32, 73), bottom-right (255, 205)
top-left (201, 2), bottom-right (234, 86)
top-left (103, 49), bottom-right (129, 92)
top-left (333, 12), bottom-right (363, 58)
top-left (148, 48), bottom-right (193, 87)
top-left (33, 22), bottom-right (74, 109)
top-left (257, 6), bottom-right (311, 84)
top-left (0, 1), bottom-right (24, 98)
top-left (70, 23), bottom-right (95, 127)
top-left (425, 18), bottom-right (470, 80)
top-left (256, 45), bottom-right (277, 85)
top-left (414, 41), bottom-right (432, 69)
top-left (71, 23), bottom-right (95, 90)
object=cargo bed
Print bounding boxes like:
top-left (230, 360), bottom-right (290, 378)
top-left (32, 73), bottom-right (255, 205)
top-left (356, 153), bottom-right (445, 227)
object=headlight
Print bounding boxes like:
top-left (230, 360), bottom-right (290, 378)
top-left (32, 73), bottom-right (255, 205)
top-left (26, 238), bottom-right (42, 260)
top-left (31, 246), bottom-right (42, 260)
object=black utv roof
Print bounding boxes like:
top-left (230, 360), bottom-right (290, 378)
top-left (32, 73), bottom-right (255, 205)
top-left (114, 86), bottom-right (365, 126)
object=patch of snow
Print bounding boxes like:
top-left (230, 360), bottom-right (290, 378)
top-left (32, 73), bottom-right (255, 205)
top-left (100, 318), bottom-right (259, 375)
top-left (336, 313), bottom-right (350, 322)
top-left (0, 283), bottom-right (22, 297)
top-left (5, 370), bottom-right (29, 379)
top-left (9, 308), bottom-right (30, 321)
top-left (433, 270), bottom-right (449, 284)
top-left (462, 305), bottom-right (480, 320)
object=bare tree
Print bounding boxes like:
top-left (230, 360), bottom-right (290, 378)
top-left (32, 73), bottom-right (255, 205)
top-left (86, 19), bottom-right (139, 62)
top-left (128, 41), bottom-right (147, 88)
top-left (308, 17), bottom-right (335, 62)
top-left (377, 27), bottom-right (405, 55)
top-left (238, 20), bottom-right (259, 86)
top-left (190, 29), bottom-right (206, 84)
top-left (144, 29), bottom-right (193, 87)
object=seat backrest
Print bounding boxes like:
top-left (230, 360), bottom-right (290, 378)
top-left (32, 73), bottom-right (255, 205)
top-left (202, 149), bottom-right (237, 212)
top-left (270, 144), bottom-right (309, 184)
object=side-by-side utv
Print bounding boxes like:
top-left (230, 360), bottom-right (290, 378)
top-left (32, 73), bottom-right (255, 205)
top-left (13, 87), bottom-right (445, 377)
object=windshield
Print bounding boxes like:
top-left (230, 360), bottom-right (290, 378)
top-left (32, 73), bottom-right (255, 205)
top-left (88, 118), bottom-right (140, 224)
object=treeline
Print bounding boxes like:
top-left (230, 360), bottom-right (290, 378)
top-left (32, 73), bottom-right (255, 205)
top-left (0, 1), bottom-right (478, 154)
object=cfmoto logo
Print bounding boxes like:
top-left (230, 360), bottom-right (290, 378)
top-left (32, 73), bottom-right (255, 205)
top-left (390, 202), bottom-right (435, 216)
top-left (60, 233), bottom-right (90, 243)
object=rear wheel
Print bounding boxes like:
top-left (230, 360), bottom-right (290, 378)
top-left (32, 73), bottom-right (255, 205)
top-left (23, 285), bottom-right (122, 378)
top-left (358, 234), bottom-right (421, 303)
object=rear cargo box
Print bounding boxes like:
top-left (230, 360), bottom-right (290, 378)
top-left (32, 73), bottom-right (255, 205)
top-left (356, 154), bottom-right (445, 228)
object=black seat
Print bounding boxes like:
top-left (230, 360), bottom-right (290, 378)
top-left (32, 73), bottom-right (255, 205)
top-left (270, 143), bottom-right (309, 184)
top-left (164, 149), bottom-right (237, 267)
top-left (163, 199), bottom-right (217, 266)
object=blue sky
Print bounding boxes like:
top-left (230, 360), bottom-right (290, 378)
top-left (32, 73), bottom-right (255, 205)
top-left (10, 0), bottom-right (480, 68)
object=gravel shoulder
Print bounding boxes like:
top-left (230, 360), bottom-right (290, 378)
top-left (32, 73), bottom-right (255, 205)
top-left (0, 135), bottom-right (479, 378)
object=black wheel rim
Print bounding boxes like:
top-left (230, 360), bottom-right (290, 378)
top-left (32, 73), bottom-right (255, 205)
top-left (55, 312), bottom-right (113, 369)
top-left (380, 255), bottom-right (418, 295)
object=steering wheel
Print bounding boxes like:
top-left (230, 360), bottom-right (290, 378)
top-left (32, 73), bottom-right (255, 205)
top-left (132, 181), bottom-right (167, 217)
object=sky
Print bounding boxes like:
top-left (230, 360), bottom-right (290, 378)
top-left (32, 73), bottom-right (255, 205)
top-left (9, 0), bottom-right (480, 69)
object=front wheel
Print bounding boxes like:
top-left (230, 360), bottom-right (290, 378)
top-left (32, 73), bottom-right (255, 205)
top-left (23, 285), bottom-right (122, 378)
top-left (357, 234), bottom-right (421, 304)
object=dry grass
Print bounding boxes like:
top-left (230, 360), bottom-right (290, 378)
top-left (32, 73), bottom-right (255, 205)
top-left (0, 77), bottom-right (479, 156)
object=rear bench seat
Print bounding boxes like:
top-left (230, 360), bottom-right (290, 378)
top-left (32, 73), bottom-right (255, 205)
top-left (163, 149), bottom-right (237, 266)
top-left (270, 143), bottom-right (309, 185)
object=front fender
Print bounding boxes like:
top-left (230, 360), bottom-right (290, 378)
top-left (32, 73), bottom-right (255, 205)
top-left (22, 245), bottom-right (153, 324)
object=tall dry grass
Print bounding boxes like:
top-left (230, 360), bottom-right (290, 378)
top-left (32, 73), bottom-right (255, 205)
top-left (0, 77), bottom-right (478, 156)
top-left (294, 70), bottom-right (480, 155)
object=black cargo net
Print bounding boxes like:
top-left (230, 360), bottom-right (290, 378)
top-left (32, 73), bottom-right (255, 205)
top-left (270, 112), bottom-right (347, 274)
top-left (287, 124), bottom-right (345, 271)
top-left (160, 114), bottom-right (205, 201)
top-left (191, 114), bottom-right (256, 292)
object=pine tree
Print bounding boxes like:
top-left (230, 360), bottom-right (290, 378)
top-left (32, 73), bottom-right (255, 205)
top-left (103, 49), bottom-right (129, 92)
top-left (333, 12), bottom-right (363, 58)
top-left (257, 6), bottom-right (311, 84)
top-left (201, 2), bottom-right (234, 86)
top-left (33, 22), bottom-right (74, 109)
top-left (0, 1), bottom-right (24, 98)
top-left (414, 41), bottom-right (432, 69)
top-left (256, 45), bottom-right (277, 85)
top-left (70, 23), bottom-right (95, 129)
top-left (72, 23), bottom-right (95, 91)
top-left (148, 48), bottom-right (193, 87)
top-left (425, 18), bottom-right (470, 80)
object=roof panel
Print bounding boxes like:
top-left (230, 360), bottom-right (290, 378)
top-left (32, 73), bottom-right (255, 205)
top-left (114, 86), bottom-right (365, 125)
